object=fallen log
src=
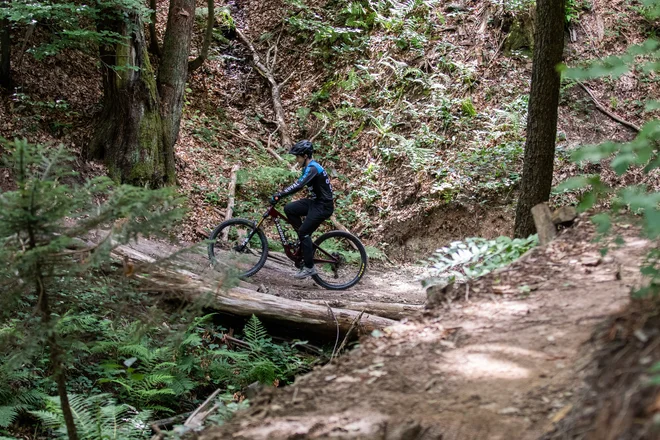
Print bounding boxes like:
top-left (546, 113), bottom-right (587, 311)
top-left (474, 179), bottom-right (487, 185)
top-left (210, 287), bottom-right (396, 335)
top-left (222, 164), bottom-right (240, 241)
top-left (302, 299), bottom-right (423, 321)
top-left (111, 245), bottom-right (396, 336)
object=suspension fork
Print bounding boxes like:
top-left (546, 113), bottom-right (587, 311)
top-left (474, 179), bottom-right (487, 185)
top-left (238, 208), bottom-right (270, 249)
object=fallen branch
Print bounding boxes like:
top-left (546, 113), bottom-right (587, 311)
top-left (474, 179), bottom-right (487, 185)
top-left (330, 215), bottom-right (349, 233)
top-left (309, 119), bottom-right (328, 142)
top-left (221, 164), bottom-right (240, 241)
top-left (327, 302), bottom-right (340, 361)
top-left (184, 389), bottom-right (222, 430)
top-left (236, 28), bottom-right (293, 147)
top-left (230, 130), bottom-right (292, 169)
top-left (150, 412), bottom-right (192, 431)
top-left (578, 82), bottom-right (640, 133)
top-left (334, 310), bottom-right (364, 360)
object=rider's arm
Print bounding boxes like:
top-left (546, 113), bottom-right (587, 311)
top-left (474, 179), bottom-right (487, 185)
top-left (278, 165), bottom-right (318, 198)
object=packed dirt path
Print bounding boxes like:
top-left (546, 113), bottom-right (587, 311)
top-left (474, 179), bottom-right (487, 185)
top-left (198, 221), bottom-right (650, 440)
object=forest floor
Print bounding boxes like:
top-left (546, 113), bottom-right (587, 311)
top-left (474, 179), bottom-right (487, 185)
top-left (153, 219), bottom-right (650, 440)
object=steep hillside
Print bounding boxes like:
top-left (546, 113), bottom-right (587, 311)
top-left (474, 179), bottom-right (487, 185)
top-left (1, 0), bottom-right (658, 260)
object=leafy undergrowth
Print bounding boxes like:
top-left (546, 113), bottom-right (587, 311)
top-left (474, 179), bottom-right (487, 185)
top-left (176, 0), bottom-right (660, 249)
top-left (0, 274), bottom-right (317, 439)
top-left (1, 0), bottom-right (659, 257)
top-left (423, 234), bottom-right (539, 286)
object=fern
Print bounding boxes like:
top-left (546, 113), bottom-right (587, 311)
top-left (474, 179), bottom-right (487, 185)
top-left (244, 315), bottom-right (269, 349)
top-left (30, 394), bottom-right (152, 440)
top-left (0, 405), bottom-right (20, 428)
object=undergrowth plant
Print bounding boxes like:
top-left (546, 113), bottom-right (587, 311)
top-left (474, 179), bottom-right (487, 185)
top-left (31, 394), bottom-right (152, 440)
top-left (424, 235), bottom-right (539, 285)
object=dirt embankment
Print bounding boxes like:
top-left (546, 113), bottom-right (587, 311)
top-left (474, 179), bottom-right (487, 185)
top-left (196, 220), bottom-right (650, 440)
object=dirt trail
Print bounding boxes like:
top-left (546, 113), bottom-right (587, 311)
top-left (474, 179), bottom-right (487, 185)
top-left (193, 222), bottom-right (650, 440)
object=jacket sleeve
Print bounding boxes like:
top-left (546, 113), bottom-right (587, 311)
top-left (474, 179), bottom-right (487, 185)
top-left (279, 166), bottom-right (318, 197)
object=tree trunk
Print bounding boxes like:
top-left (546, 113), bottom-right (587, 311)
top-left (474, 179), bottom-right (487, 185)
top-left (157, 0), bottom-right (195, 169)
top-left (108, 245), bottom-right (396, 337)
top-left (0, 0), bottom-right (10, 89)
top-left (148, 0), bottom-right (161, 57)
top-left (27, 230), bottom-right (78, 439)
top-left (188, 0), bottom-right (214, 72)
top-left (513, 0), bottom-right (565, 238)
top-left (90, 9), bottom-right (173, 187)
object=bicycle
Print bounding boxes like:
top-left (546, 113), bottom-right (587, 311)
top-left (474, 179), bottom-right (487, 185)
top-left (207, 202), bottom-right (368, 290)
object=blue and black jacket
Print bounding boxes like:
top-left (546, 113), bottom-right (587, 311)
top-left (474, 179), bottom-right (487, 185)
top-left (279, 160), bottom-right (333, 202)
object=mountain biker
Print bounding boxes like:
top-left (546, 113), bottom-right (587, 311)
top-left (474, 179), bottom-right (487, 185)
top-left (270, 140), bottom-right (334, 279)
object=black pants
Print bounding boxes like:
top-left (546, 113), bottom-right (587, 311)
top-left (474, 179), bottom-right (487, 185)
top-left (284, 199), bottom-right (334, 268)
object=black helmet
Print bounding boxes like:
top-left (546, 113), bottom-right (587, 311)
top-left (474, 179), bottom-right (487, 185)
top-left (288, 140), bottom-right (313, 157)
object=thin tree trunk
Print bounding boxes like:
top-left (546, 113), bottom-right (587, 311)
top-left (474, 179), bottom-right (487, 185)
top-left (157, 0), bottom-right (195, 178)
top-left (0, 0), bottom-right (10, 89)
top-left (148, 0), bottom-right (161, 57)
top-left (188, 0), bottom-right (214, 72)
top-left (27, 227), bottom-right (78, 440)
top-left (513, 0), bottom-right (565, 238)
top-left (90, 9), bottom-right (173, 187)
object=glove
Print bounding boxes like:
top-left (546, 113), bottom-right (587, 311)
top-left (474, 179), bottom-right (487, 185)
top-left (270, 193), bottom-right (282, 205)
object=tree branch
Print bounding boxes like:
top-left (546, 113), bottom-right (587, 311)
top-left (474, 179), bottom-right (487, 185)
top-left (578, 81), bottom-right (640, 133)
top-left (188, 0), bottom-right (214, 72)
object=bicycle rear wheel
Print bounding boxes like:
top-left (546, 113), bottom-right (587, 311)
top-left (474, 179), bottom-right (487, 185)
top-left (312, 231), bottom-right (368, 290)
top-left (208, 218), bottom-right (268, 278)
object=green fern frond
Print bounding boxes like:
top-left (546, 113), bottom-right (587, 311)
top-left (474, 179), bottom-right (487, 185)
top-left (18, 389), bottom-right (48, 406)
top-left (31, 394), bottom-right (153, 440)
top-left (244, 315), bottom-right (269, 347)
top-left (175, 355), bottom-right (198, 374)
top-left (168, 376), bottom-right (197, 395)
top-left (247, 360), bottom-right (277, 385)
top-left (181, 333), bottom-right (202, 348)
top-left (0, 405), bottom-right (19, 428)
top-left (117, 344), bottom-right (152, 362)
top-left (143, 373), bottom-right (175, 388)
top-left (144, 404), bottom-right (174, 414)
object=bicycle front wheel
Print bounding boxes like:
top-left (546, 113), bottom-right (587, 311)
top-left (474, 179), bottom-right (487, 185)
top-left (312, 231), bottom-right (368, 290)
top-left (208, 218), bottom-right (268, 278)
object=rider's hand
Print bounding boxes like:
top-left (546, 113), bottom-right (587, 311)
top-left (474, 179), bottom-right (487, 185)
top-left (270, 193), bottom-right (281, 205)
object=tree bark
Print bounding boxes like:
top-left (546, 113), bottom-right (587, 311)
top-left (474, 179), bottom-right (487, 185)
top-left (0, 0), bottom-right (10, 89)
top-left (157, 0), bottom-right (195, 177)
top-left (148, 0), bottom-right (161, 57)
top-left (303, 299), bottom-right (424, 320)
top-left (513, 0), bottom-right (565, 238)
top-left (90, 9), bottom-right (173, 187)
top-left (188, 0), bottom-right (214, 72)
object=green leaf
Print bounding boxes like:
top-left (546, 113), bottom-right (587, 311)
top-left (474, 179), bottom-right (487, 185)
top-left (591, 213), bottom-right (612, 234)
top-left (644, 208), bottom-right (660, 238)
top-left (554, 176), bottom-right (590, 193)
top-left (578, 190), bottom-right (597, 212)
top-left (644, 100), bottom-right (660, 111)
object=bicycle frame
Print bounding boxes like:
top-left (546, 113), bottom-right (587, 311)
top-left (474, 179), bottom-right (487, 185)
top-left (246, 205), bottom-right (340, 265)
